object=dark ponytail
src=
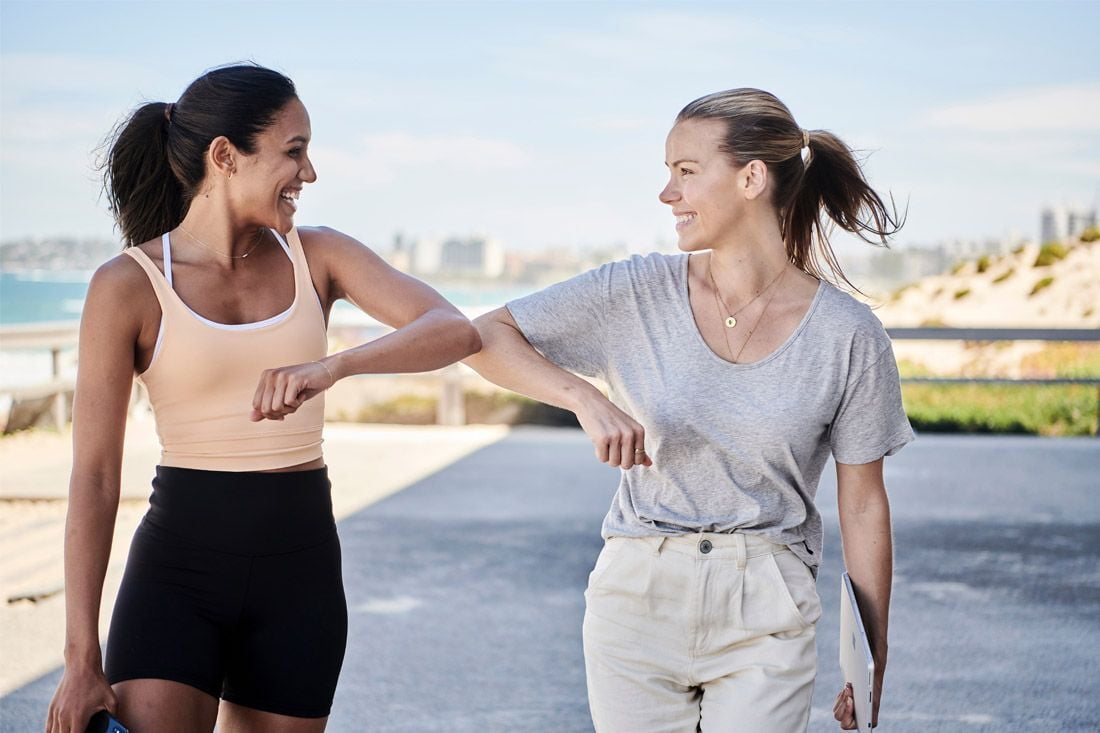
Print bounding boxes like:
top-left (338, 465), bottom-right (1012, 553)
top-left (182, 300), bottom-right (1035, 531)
top-left (101, 63), bottom-right (297, 247)
top-left (677, 89), bottom-right (905, 296)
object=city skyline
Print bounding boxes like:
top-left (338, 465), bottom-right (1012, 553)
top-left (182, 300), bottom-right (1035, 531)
top-left (2, 1), bottom-right (1098, 260)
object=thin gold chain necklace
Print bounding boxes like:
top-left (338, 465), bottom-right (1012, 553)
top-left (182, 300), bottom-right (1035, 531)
top-left (178, 225), bottom-right (265, 259)
top-left (730, 268), bottom-right (786, 363)
top-left (706, 252), bottom-right (786, 329)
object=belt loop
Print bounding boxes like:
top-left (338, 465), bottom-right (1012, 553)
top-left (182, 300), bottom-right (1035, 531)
top-left (735, 533), bottom-right (747, 571)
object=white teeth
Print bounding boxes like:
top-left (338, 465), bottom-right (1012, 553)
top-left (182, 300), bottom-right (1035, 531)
top-left (676, 214), bottom-right (695, 225)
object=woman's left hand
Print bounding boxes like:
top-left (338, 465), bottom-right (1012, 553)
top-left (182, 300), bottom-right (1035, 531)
top-left (251, 359), bottom-right (335, 421)
top-left (833, 660), bottom-right (884, 729)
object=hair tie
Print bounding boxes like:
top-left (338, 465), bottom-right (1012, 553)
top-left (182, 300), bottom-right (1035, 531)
top-left (164, 103), bottom-right (174, 123)
top-left (800, 128), bottom-right (813, 168)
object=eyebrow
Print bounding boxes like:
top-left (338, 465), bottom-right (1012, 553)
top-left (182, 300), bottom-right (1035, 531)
top-left (665, 159), bottom-right (699, 167)
top-left (285, 135), bottom-right (310, 144)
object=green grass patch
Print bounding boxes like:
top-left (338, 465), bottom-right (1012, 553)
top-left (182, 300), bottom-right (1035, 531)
top-left (992, 267), bottom-right (1014, 284)
top-left (976, 255), bottom-right (991, 273)
top-left (897, 346), bottom-right (1099, 436)
top-left (1033, 242), bottom-right (1069, 267)
top-left (1029, 276), bottom-right (1054, 296)
top-left (1080, 226), bottom-right (1100, 243)
top-left (950, 261), bottom-right (967, 275)
top-left (901, 382), bottom-right (1097, 436)
top-left (953, 288), bottom-right (971, 299)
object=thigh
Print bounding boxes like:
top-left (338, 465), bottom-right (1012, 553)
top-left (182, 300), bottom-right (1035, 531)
top-left (222, 534), bottom-right (347, 719)
top-left (697, 625), bottom-right (817, 733)
top-left (105, 520), bottom-right (245, 698)
top-left (114, 678), bottom-right (219, 733)
top-left (583, 539), bottom-right (699, 733)
top-left (218, 700), bottom-right (328, 733)
top-left (698, 549), bottom-right (820, 733)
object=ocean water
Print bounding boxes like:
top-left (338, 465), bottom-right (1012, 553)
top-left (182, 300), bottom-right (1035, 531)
top-left (0, 269), bottom-right (537, 388)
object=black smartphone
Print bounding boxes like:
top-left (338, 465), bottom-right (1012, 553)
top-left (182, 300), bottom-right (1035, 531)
top-left (84, 710), bottom-right (129, 733)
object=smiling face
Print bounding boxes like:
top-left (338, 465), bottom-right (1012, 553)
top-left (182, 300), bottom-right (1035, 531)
top-left (230, 97), bottom-right (317, 233)
top-left (659, 117), bottom-right (757, 252)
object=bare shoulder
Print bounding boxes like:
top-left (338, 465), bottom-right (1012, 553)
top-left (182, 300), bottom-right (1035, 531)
top-left (297, 226), bottom-right (377, 256)
top-left (84, 249), bottom-right (157, 328)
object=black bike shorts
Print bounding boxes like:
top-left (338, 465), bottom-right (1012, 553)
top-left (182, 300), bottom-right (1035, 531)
top-left (105, 465), bottom-right (347, 718)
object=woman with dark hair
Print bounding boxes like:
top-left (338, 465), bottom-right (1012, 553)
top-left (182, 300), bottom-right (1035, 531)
top-left (46, 63), bottom-right (480, 732)
top-left (465, 88), bottom-right (913, 731)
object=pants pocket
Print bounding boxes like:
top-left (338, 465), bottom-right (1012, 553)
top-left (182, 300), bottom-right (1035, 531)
top-left (586, 538), bottom-right (628, 594)
top-left (768, 550), bottom-right (822, 629)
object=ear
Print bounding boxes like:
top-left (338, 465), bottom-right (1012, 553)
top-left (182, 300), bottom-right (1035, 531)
top-left (742, 159), bottom-right (769, 201)
top-left (207, 136), bottom-right (237, 179)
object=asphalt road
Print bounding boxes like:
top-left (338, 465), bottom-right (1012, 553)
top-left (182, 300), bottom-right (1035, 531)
top-left (3, 430), bottom-right (1098, 732)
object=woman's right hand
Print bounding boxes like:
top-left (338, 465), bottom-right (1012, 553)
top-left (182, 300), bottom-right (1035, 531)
top-left (46, 661), bottom-right (119, 733)
top-left (574, 393), bottom-right (653, 470)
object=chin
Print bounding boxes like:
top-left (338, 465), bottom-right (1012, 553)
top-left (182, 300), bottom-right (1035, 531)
top-left (675, 235), bottom-right (708, 253)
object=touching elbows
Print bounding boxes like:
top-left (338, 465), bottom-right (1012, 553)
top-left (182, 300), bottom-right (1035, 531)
top-left (454, 311), bottom-right (483, 360)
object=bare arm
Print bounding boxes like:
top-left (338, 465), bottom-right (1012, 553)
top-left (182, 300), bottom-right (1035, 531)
top-left (833, 458), bottom-right (893, 730)
top-left (463, 307), bottom-right (651, 469)
top-left (48, 257), bottom-right (145, 730)
top-left (251, 228), bottom-right (480, 420)
top-left (321, 229), bottom-right (481, 377)
top-left (464, 307), bottom-right (605, 413)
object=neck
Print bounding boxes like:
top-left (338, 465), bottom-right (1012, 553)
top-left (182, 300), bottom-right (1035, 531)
top-left (707, 215), bottom-right (791, 299)
top-left (176, 197), bottom-right (265, 261)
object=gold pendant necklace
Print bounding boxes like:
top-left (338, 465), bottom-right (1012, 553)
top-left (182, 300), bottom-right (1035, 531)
top-left (706, 253), bottom-right (786, 329)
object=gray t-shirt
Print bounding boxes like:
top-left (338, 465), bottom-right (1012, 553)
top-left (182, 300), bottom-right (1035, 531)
top-left (506, 252), bottom-right (915, 574)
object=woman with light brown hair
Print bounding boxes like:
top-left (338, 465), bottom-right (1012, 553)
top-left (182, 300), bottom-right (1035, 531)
top-left (465, 88), bottom-right (913, 731)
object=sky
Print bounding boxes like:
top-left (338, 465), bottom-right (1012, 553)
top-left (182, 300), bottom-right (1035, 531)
top-left (1, 0), bottom-right (1098, 258)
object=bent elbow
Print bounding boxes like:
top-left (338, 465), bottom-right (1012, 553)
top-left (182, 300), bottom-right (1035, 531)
top-left (462, 319), bottom-right (483, 357)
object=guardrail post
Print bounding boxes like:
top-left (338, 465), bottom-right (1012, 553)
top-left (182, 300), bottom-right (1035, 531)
top-left (50, 347), bottom-right (65, 430)
top-left (437, 364), bottom-right (465, 426)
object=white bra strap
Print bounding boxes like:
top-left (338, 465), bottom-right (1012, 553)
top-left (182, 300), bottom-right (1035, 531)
top-left (161, 232), bottom-right (173, 287)
top-left (269, 228), bottom-right (293, 260)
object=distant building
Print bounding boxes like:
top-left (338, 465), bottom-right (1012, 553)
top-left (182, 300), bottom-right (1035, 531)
top-left (1040, 205), bottom-right (1097, 243)
top-left (387, 233), bottom-right (505, 279)
top-left (439, 235), bottom-right (505, 278)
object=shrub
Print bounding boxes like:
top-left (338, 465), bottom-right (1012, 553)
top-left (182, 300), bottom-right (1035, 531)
top-left (992, 267), bottom-right (1015, 284)
top-left (954, 288), bottom-right (971, 299)
top-left (1012, 244), bottom-right (1026, 255)
top-left (1029, 276), bottom-right (1054, 296)
top-left (976, 255), bottom-right (991, 273)
top-left (950, 261), bottom-right (967, 275)
top-left (1080, 226), bottom-right (1100, 243)
top-left (902, 382), bottom-right (1097, 437)
top-left (1033, 242), bottom-right (1068, 267)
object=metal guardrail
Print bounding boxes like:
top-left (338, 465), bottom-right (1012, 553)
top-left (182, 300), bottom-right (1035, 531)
top-left (0, 322), bottom-right (80, 430)
top-left (886, 327), bottom-right (1100, 435)
top-left (1, 323), bottom-right (1098, 430)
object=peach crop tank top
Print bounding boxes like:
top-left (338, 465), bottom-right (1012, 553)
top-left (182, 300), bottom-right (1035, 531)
top-left (124, 228), bottom-right (327, 471)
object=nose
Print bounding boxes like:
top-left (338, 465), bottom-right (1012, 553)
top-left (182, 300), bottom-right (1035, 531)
top-left (300, 153), bottom-right (318, 184)
top-left (659, 177), bottom-right (679, 206)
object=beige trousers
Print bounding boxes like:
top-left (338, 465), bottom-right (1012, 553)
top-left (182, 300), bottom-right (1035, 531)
top-left (582, 533), bottom-right (821, 733)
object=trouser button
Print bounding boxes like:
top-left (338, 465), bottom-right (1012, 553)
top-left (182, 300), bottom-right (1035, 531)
top-left (699, 539), bottom-right (713, 554)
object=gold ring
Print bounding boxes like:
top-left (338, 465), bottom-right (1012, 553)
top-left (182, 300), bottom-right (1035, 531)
top-left (634, 449), bottom-right (646, 454)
